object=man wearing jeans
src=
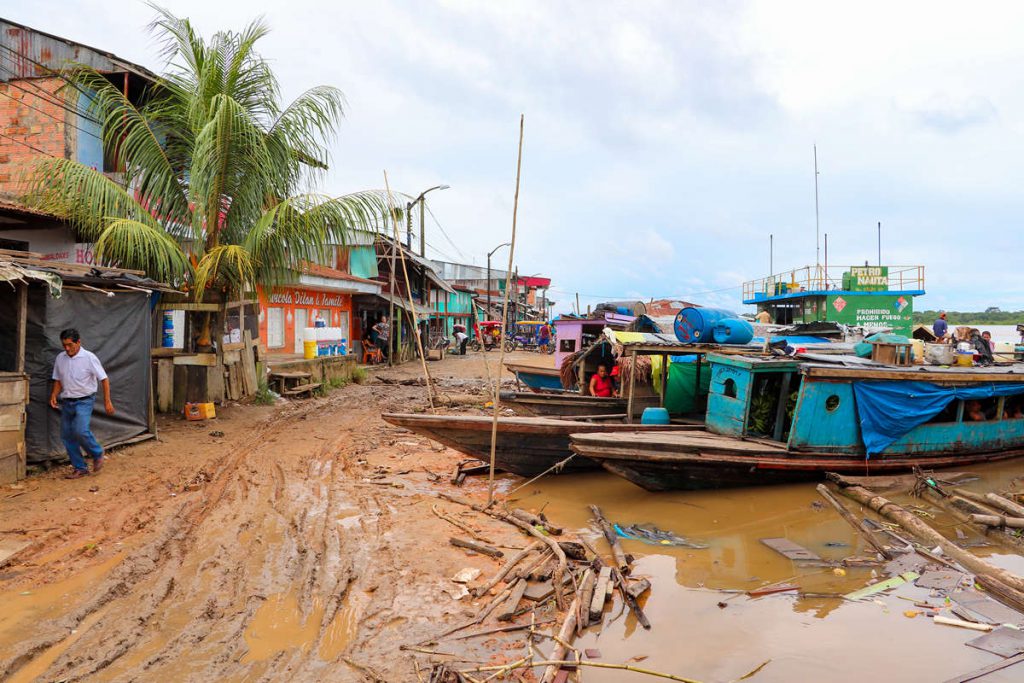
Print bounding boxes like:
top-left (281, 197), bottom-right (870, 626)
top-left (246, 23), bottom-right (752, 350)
top-left (49, 328), bottom-right (115, 479)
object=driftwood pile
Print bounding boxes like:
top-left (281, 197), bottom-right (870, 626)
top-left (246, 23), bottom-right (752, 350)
top-left (415, 496), bottom-right (660, 683)
top-left (822, 472), bottom-right (1024, 682)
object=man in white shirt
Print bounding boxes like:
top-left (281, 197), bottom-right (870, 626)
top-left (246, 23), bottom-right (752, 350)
top-left (49, 328), bottom-right (115, 479)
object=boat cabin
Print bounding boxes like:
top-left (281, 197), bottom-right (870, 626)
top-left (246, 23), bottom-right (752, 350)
top-left (553, 312), bottom-right (634, 368)
top-left (705, 353), bottom-right (1024, 459)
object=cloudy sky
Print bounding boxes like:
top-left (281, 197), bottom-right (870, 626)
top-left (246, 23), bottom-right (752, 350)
top-left (14, 1), bottom-right (1024, 313)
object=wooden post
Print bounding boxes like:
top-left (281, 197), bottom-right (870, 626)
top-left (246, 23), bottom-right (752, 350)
top-left (772, 371), bottom-right (792, 441)
top-left (15, 282), bottom-right (27, 373)
top-left (659, 353), bottom-right (668, 408)
top-left (626, 349), bottom-right (638, 424)
top-left (694, 354), bottom-right (702, 411)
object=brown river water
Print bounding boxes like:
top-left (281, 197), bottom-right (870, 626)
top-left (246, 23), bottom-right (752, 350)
top-left (512, 459), bottom-right (1024, 683)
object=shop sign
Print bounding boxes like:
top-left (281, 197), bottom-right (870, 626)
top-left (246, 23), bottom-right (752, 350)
top-left (847, 266), bottom-right (888, 291)
top-left (268, 288), bottom-right (347, 308)
top-left (827, 293), bottom-right (914, 336)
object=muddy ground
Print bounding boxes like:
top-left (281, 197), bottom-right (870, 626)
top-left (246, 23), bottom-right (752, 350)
top-left (0, 351), bottom-right (547, 682)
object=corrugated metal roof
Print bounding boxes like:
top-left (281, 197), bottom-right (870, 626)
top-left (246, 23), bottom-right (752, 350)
top-left (0, 18), bottom-right (158, 81)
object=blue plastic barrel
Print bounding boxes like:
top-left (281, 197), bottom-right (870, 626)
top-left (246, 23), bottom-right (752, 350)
top-left (673, 307), bottom-right (737, 343)
top-left (641, 407), bottom-right (671, 425)
top-left (712, 318), bottom-right (755, 345)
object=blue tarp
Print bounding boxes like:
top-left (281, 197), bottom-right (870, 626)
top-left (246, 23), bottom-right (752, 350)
top-left (853, 381), bottom-right (1024, 455)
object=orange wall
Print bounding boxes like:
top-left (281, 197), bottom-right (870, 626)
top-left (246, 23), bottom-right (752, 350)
top-left (258, 286), bottom-right (353, 354)
top-left (0, 78), bottom-right (70, 200)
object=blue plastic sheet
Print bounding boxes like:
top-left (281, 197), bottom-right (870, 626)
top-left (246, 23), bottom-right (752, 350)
top-left (853, 381), bottom-right (1024, 455)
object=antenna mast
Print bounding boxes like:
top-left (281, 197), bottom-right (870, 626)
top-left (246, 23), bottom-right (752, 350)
top-left (814, 145), bottom-right (821, 281)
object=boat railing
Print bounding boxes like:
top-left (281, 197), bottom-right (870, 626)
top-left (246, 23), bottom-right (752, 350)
top-left (742, 265), bottom-right (925, 301)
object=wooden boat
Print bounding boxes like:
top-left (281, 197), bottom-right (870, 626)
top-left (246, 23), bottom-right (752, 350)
top-left (381, 413), bottom-right (697, 477)
top-left (499, 391), bottom-right (628, 417)
top-left (570, 353), bottom-right (1024, 491)
top-left (503, 361), bottom-right (563, 393)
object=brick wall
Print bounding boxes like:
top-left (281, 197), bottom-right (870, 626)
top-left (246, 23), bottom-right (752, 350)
top-left (0, 77), bottom-right (71, 202)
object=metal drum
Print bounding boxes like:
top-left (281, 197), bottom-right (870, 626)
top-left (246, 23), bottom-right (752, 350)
top-left (673, 307), bottom-right (737, 343)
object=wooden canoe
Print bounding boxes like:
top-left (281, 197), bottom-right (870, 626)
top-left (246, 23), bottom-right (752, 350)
top-left (569, 430), bottom-right (1024, 491)
top-left (503, 362), bottom-right (564, 393)
top-left (499, 391), bottom-right (628, 417)
top-left (381, 413), bottom-right (697, 477)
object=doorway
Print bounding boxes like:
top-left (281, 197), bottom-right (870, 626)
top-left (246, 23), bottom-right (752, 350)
top-left (293, 308), bottom-right (308, 354)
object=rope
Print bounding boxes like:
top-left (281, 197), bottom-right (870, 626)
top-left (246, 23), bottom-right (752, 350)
top-left (503, 453), bottom-right (577, 499)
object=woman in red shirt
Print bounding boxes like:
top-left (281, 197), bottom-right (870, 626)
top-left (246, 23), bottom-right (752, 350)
top-left (589, 364), bottom-right (617, 397)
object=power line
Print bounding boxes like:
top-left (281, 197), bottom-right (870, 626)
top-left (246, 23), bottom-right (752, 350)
top-left (423, 203), bottom-right (468, 261)
top-left (0, 88), bottom-right (105, 142)
top-left (0, 130), bottom-right (53, 156)
top-left (0, 56), bottom-right (103, 124)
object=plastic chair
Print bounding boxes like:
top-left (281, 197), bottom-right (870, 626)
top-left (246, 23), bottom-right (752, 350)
top-left (362, 343), bottom-right (383, 365)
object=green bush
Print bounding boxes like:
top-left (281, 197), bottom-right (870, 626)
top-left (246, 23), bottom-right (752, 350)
top-left (253, 382), bottom-right (276, 405)
top-left (351, 366), bottom-right (368, 384)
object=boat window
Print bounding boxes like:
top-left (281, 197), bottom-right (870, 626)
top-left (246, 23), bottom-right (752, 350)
top-left (1005, 397), bottom-right (1024, 420)
top-left (723, 378), bottom-right (737, 398)
top-left (559, 339), bottom-right (576, 353)
top-left (825, 395), bottom-right (840, 412)
top-left (964, 398), bottom-right (999, 422)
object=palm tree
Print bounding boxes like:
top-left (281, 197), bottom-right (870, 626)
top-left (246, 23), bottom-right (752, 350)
top-left (24, 6), bottom-right (388, 345)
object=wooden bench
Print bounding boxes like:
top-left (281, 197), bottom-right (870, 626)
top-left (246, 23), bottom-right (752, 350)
top-left (281, 382), bottom-right (321, 398)
top-left (871, 342), bottom-right (913, 367)
top-left (270, 370), bottom-right (314, 396)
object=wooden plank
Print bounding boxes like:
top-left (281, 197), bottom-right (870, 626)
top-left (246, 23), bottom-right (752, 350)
top-left (222, 350), bottom-right (241, 365)
top-left (966, 626), bottom-right (1024, 658)
top-left (449, 537), bottom-right (504, 558)
top-left (173, 354), bottom-right (218, 367)
top-left (150, 347), bottom-right (176, 357)
top-left (626, 350), bottom-right (637, 423)
top-left (943, 652), bottom-right (1024, 683)
top-left (0, 410), bottom-right (24, 431)
top-left (15, 282), bottom-right (27, 373)
top-left (156, 359), bottom-right (174, 413)
top-left (207, 364), bottom-right (225, 404)
top-left (0, 377), bottom-right (28, 406)
top-left (241, 331), bottom-right (258, 396)
top-left (157, 303), bottom-right (222, 312)
top-left (496, 578), bottom-right (529, 622)
top-left (589, 566), bottom-right (612, 621)
top-left (222, 342), bottom-right (245, 352)
top-left (760, 537), bottom-right (821, 561)
top-left (804, 365), bottom-right (1024, 383)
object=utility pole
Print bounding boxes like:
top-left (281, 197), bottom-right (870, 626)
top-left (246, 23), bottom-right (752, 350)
top-left (877, 221), bottom-right (882, 266)
top-left (486, 242), bottom-right (510, 322)
top-left (406, 184), bottom-right (449, 257)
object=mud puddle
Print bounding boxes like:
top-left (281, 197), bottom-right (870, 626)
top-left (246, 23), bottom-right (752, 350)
top-left (515, 469), bottom-right (1023, 682)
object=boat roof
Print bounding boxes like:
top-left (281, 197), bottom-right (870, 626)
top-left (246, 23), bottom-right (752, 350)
top-left (801, 362), bottom-right (1024, 383)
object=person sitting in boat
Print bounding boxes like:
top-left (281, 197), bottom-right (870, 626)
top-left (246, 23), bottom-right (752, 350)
top-left (982, 331), bottom-right (996, 356)
top-left (1005, 398), bottom-right (1024, 420)
top-left (589, 364), bottom-right (617, 398)
top-left (933, 311), bottom-right (949, 341)
top-left (965, 400), bottom-right (987, 422)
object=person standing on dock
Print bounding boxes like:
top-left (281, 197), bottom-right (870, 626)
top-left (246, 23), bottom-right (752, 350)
top-left (755, 309), bottom-right (771, 324)
top-left (49, 328), bottom-right (115, 479)
top-left (933, 311), bottom-right (949, 341)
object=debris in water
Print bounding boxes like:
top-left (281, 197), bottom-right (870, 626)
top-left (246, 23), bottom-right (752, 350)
top-left (613, 523), bottom-right (708, 549)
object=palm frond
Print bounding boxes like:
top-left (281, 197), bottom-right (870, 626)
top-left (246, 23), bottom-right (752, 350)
top-left (94, 218), bottom-right (191, 284)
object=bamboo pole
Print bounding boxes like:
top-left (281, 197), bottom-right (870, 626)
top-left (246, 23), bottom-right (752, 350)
top-left (816, 484), bottom-right (893, 560)
top-left (384, 171), bottom-right (435, 410)
top-left (838, 485), bottom-right (1024, 595)
top-left (487, 114), bottom-right (525, 506)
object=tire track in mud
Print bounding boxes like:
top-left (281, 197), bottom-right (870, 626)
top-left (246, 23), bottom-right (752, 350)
top-left (0, 386), bottom-right (417, 682)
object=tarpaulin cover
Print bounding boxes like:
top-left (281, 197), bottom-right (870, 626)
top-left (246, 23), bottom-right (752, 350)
top-left (664, 362), bottom-right (712, 414)
top-left (23, 288), bottom-right (153, 464)
top-left (853, 380), bottom-right (1024, 455)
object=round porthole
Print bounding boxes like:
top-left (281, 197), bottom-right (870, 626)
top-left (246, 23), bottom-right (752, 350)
top-left (723, 378), bottom-right (737, 398)
top-left (825, 395), bottom-right (840, 412)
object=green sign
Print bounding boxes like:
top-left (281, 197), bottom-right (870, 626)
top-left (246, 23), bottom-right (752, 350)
top-left (846, 266), bottom-right (889, 292)
top-left (827, 293), bottom-right (913, 336)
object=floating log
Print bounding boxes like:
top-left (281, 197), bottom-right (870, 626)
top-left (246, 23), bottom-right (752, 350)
top-left (838, 485), bottom-right (1024, 598)
top-left (612, 566), bottom-right (651, 629)
top-left (986, 493), bottom-right (1024, 518)
top-left (817, 484), bottom-right (893, 560)
top-left (969, 514), bottom-right (1024, 529)
top-left (449, 537), bottom-right (504, 559)
top-left (626, 578), bottom-right (652, 599)
top-left (510, 508), bottom-right (562, 535)
top-left (576, 568), bottom-right (596, 635)
top-left (590, 505), bottom-right (630, 574)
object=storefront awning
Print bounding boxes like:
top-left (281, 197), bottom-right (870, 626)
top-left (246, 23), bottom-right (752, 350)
top-left (356, 293), bottom-right (433, 318)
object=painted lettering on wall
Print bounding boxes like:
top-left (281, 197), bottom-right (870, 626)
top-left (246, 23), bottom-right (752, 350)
top-left (268, 289), bottom-right (347, 308)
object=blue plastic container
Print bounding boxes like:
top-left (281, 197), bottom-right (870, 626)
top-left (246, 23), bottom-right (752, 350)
top-left (712, 318), bottom-right (755, 345)
top-left (641, 407), bottom-right (671, 425)
top-left (161, 311), bottom-right (175, 348)
top-left (673, 307), bottom-right (737, 343)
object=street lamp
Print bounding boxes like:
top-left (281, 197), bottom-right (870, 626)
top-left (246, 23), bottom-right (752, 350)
top-left (406, 184), bottom-right (450, 257)
top-left (487, 242), bottom-right (510, 322)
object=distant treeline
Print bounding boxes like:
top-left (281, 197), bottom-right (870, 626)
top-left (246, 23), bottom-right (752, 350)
top-left (914, 310), bottom-right (1024, 325)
